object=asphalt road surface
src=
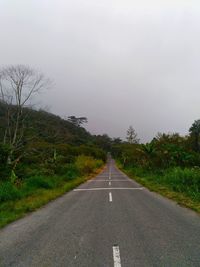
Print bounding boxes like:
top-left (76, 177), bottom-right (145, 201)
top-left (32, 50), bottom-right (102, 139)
top-left (0, 159), bottom-right (200, 267)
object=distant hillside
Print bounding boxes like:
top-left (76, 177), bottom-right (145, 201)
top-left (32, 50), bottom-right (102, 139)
top-left (0, 102), bottom-right (92, 146)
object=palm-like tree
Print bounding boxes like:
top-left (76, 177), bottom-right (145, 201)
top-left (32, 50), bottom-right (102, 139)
top-left (189, 120), bottom-right (200, 151)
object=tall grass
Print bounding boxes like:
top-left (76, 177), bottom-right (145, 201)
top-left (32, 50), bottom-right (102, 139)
top-left (0, 158), bottom-right (103, 204)
top-left (125, 165), bottom-right (200, 202)
top-left (0, 157), bottom-right (104, 228)
top-left (163, 167), bottom-right (200, 200)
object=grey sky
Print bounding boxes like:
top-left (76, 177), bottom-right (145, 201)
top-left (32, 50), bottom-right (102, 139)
top-left (1, 0), bottom-right (200, 142)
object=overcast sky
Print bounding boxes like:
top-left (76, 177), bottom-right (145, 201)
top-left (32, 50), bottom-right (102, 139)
top-left (1, 0), bottom-right (200, 142)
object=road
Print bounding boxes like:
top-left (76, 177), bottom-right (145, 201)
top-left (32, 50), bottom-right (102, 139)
top-left (0, 159), bottom-right (200, 267)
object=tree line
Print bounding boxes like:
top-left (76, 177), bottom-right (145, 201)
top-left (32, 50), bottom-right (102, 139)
top-left (0, 65), bottom-right (108, 183)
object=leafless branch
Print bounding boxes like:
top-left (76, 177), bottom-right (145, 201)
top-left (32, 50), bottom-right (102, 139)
top-left (0, 64), bottom-right (51, 165)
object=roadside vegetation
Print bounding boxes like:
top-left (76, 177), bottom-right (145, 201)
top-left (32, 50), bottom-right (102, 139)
top-left (0, 109), bottom-right (106, 228)
top-left (113, 124), bottom-right (200, 212)
top-left (0, 155), bottom-right (104, 228)
top-left (0, 65), bottom-right (107, 228)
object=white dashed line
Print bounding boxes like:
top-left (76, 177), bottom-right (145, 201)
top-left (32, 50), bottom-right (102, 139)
top-left (113, 245), bottom-right (121, 267)
top-left (92, 180), bottom-right (130, 182)
top-left (109, 168), bottom-right (112, 180)
top-left (109, 181), bottom-right (111, 186)
top-left (109, 192), bottom-right (112, 202)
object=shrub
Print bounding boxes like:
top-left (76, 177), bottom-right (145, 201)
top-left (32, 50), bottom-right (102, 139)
top-left (75, 155), bottom-right (103, 175)
top-left (0, 182), bottom-right (22, 202)
top-left (24, 176), bottom-right (56, 190)
top-left (53, 163), bottom-right (78, 178)
top-left (76, 145), bottom-right (106, 162)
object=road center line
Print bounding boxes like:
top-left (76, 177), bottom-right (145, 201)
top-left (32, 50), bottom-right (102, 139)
top-left (73, 187), bottom-right (144, 191)
top-left (109, 181), bottom-right (111, 186)
top-left (113, 245), bottom-right (121, 267)
top-left (109, 192), bottom-right (112, 202)
top-left (92, 180), bottom-right (130, 182)
top-left (109, 167), bottom-right (112, 180)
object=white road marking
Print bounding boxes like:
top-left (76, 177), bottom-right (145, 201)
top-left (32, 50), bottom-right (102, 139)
top-left (109, 168), bottom-right (112, 180)
top-left (109, 181), bottom-right (111, 186)
top-left (109, 192), bottom-right (112, 202)
top-left (73, 187), bottom-right (144, 191)
top-left (113, 245), bottom-right (121, 267)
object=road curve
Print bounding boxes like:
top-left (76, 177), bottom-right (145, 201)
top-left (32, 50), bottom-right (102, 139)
top-left (0, 160), bottom-right (200, 267)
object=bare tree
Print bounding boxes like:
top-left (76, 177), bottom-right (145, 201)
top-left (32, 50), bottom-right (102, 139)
top-left (126, 126), bottom-right (140, 144)
top-left (0, 65), bottom-right (50, 165)
top-left (67, 116), bottom-right (88, 127)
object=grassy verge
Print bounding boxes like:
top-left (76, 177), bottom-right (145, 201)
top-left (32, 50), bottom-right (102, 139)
top-left (117, 162), bottom-right (200, 213)
top-left (0, 165), bottom-right (104, 229)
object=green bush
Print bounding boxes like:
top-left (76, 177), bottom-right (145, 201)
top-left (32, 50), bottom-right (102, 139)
top-left (75, 155), bottom-right (103, 175)
top-left (0, 182), bottom-right (22, 202)
top-left (53, 163), bottom-right (78, 178)
top-left (76, 145), bottom-right (106, 162)
top-left (24, 176), bottom-right (57, 190)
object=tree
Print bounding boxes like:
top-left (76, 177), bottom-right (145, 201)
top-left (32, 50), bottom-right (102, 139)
top-left (189, 120), bottom-right (200, 151)
top-left (0, 65), bottom-right (50, 165)
top-left (93, 134), bottom-right (112, 151)
top-left (126, 126), bottom-right (139, 144)
top-left (112, 137), bottom-right (122, 145)
top-left (67, 116), bottom-right (88, 127)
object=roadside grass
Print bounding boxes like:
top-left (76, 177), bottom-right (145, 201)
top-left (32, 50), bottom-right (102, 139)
top-left (0, 165), bottom-right (104, 229)
top-left (117, 162), bottom-right (200, 213)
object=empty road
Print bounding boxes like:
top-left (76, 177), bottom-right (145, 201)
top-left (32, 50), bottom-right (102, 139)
top-left (0, 160), bottom-right (200, 266)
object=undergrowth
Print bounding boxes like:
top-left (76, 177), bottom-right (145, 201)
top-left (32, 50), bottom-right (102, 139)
top-left (119, 163), bottom-right (200, 212)
top-left (0, 156), bottom-right (104, 228)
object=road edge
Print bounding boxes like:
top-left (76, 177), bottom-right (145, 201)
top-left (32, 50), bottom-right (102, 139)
top-left (116, 163), bottom-right (200, 214)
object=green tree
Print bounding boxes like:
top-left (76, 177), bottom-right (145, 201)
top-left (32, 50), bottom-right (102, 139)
top-left (189, 120), bottom-right (200, 151)
top-left (112, 137), bottom-right (122, 145)
top-left (93, 134), bottom-right (112, 151)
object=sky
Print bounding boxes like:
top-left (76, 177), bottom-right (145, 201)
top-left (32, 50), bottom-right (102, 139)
top-left (1, 0), bottom-right (200, 142)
